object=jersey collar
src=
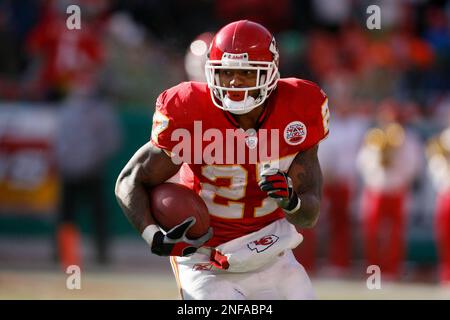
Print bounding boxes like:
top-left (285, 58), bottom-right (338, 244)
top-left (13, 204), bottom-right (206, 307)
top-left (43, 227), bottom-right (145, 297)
top-left (222, 96), bottom-right (274, 131)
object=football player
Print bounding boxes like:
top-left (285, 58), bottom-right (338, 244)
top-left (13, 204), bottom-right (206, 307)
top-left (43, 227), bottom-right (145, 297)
top-left (426, 125), bottom-right (450, 285)
top-left (115, 20), bottom-right (330, 299)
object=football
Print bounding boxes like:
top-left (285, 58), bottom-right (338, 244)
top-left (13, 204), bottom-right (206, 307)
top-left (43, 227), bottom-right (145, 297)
top-left (148, 182), bottom-right (210, 239)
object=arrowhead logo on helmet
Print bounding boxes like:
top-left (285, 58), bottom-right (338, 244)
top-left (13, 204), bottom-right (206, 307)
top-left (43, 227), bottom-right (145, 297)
top-left (205, 20), bottom-right (280, 115)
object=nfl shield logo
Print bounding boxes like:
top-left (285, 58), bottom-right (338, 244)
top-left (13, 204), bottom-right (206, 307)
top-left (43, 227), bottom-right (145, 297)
top-left (284, 121), bottom-right (307, 145)
top-left (245, 129), bottom-right (258, 149)
top-left (245, 136), bottom-right (258, 149)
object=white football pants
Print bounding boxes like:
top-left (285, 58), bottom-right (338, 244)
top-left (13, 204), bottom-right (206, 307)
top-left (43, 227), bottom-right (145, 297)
top-left (170, 249), bottom-right (315, 300)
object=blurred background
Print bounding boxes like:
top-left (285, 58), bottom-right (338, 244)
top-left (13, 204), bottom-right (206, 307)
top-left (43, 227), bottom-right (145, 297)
top-left (1, 0), bottom-right (450, 299)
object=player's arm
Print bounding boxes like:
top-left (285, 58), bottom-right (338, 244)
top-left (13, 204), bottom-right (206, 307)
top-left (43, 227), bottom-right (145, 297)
top-left (259, 145), bottom-right (322, 228)
top-left (115, 141), bottom-right (180, 233)
top-left (286, 145), bottom-right (322, 227)
top-left (115, 142), bottom-right (212, 256)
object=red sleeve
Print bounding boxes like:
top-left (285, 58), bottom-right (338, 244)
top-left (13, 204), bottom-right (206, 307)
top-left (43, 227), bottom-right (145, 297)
top-left (299, 80), bottom-right (330, 148)
top-left (150, 84), bottom-right (192, 154)
top-left (312, 85), bottom-right (330, 142)
top-left (150, 91), bottom-right (176, 152)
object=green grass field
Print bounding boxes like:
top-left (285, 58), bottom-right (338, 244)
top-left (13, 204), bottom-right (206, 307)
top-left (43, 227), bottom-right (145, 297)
top-left (1, 269), bottom-right (449, 300)
top-left (1, 237), bottom-right (448, 300)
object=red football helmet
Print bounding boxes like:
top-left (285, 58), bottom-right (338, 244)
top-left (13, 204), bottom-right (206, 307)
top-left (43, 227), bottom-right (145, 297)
top-left (205, 20), bottom-right (280, 114)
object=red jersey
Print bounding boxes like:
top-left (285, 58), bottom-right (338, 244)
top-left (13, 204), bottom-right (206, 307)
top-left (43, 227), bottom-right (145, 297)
top-left (151, 78), bottom-right (329, 247)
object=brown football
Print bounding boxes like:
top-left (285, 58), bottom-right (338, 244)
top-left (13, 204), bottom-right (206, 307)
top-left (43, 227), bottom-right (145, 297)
top-left (148, 183), bottom-right (210, 239)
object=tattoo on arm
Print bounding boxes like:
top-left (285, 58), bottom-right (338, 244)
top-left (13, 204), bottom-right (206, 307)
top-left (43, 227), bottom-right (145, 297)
top-left (287, 145), bottom-right (323, 228)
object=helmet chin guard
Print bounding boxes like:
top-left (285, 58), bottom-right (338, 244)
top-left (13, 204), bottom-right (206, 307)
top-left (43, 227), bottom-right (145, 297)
top-left (223, 95), bottom-right (257, 115)
top-left (205, 20), bottom-right (280, 115)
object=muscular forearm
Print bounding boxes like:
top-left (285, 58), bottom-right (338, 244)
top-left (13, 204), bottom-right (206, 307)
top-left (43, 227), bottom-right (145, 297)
top-left (115, 142), bottom-right (181, 234)
top-left (115, 165), bottom-right (155, 233)
top-left (285, 145), bottom-right (323, 228)
top-left (284, 193), bottom-right (320, 228)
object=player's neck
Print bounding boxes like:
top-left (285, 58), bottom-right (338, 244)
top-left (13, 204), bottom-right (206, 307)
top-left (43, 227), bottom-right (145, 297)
top-left (232, 106), bottom-right (265, 131)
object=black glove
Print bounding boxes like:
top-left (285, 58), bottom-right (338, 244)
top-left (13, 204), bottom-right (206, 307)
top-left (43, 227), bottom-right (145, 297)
top-left (258, 167), bottom-right (300, 213)
top-left (151, 217), bottom-right (213, 257)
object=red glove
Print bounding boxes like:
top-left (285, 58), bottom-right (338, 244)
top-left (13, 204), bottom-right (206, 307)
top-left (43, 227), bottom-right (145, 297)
top-left (258, 167), bottom-right (300, 213)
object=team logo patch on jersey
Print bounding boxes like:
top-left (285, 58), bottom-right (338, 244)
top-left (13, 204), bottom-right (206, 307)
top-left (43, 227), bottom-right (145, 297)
top-left (247, 235), bottom-right (279, 253)
top-left (284, 121), bottom-right (307, 145)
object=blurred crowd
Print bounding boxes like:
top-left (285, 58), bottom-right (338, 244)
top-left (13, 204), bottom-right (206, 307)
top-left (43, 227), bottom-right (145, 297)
top-left (0, 0), bottom-right (449, 110)
top-left (0, 0), bottom-right (450, 283)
